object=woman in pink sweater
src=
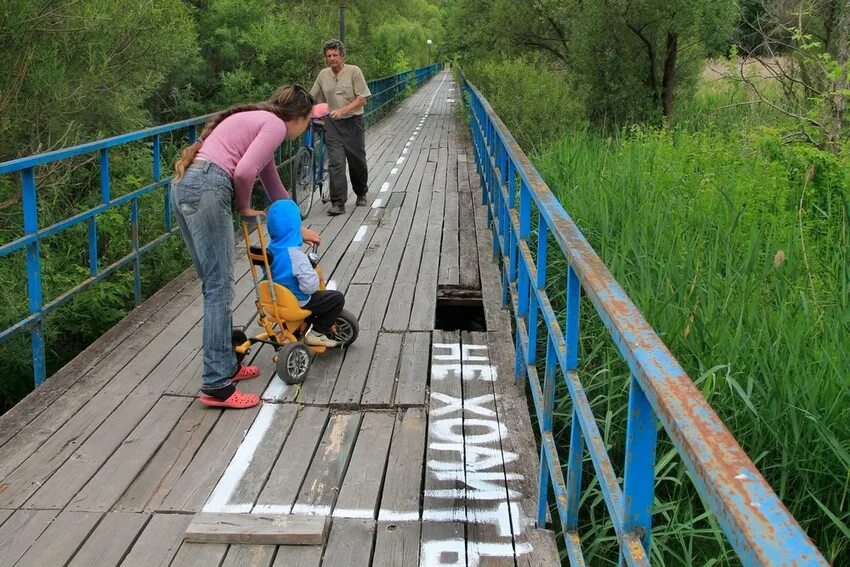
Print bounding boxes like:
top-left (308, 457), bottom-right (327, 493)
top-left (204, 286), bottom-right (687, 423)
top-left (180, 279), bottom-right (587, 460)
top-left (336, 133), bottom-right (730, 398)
top-left (171, 84), bottom-right (320, 409)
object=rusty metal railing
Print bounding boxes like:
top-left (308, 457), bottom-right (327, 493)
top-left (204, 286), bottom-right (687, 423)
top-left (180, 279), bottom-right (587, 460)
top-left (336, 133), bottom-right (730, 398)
top-left (462, 75), bottom-right (827, 565)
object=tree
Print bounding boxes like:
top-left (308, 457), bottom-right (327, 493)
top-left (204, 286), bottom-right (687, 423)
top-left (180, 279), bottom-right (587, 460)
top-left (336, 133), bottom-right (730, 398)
top-left (0, 0), bottom-right (198, 161)
top-left (443, 0), bottom-right (738, 124)
top-left (733, 0), bottom-right (849, 151)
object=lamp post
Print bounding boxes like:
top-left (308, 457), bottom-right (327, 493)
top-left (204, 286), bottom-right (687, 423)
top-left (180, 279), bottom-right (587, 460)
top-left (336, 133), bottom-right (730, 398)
top-left (427, 39), bottom-right (432, 66)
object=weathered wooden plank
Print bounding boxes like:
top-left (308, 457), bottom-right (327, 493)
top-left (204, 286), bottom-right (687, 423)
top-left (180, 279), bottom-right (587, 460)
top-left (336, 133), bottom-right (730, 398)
top-left (184, 512), bottom-right (327, 545)
top-left (423, 332), bottom-right (465, 524)
top-left (221, 544), bottom-right (276, 567)
top-left (291, 412), bottom-right (362, 516)
top-left (0, 266), bottom-right (198, 452)
top-left (359, 282), bottom-right (393, 331)
top-left (0, 509), bottom-right (12, 528)
top-left (461, 331), bottom-right (514, 564)
top-left (169, 541), bottom-right (229, 567)
top-left (64, 395), bottom-right (192, 512)
top-left (382, 283), bottom-right (415, 332)
top-left (378, 408), bottom-right (426, 522)
top-left (333, 412), bottom-right (395, 518)
top-left (419, 522), bottom-right (466, 566)
top-left (360, 333), bottom-right (403, 406)
top-left (439, 229), bottom-right (460, 287)
top-left (482, 328), bottom-right (559, 564)
top-left (159, 405), bottom-right (262, 513)
top-left (271, 545), bottom-right (323, 567)
top-left (394, 332), bottom-right (431, 406)
top-left (116, 398), bottom-right (221, 512)
top-left (0, 294), bottom-right (204, 502)
top-left (373, 521), bottom-right (421, 566)
top-left (15, 511), bottom-right (101, 566)
top-left (409, 189), bottom-right (445, 332)
top-left (292, 346), bottom-right (345, 406)
top-left (320, 518), bottom-right (374, 567)
top-left (329, 330), bottom-right (378, 406)
top-left (459, 229), bottom-right (482, 290)
top-left (341, 283), bottom-right (370, 318)
top-left (350, 203), bottom-right (401, 285)
top-left (65, 513), bottom-right (147, 567)
top-left (120, 512), bottom-right (192, 566)
top-left (0, 509), bottom-right (58, 567)
top-left (517, 528), bottom-right (561, 566)
top-left (254, 406), bottom-right (329, 514)
top-left (225, 403), bottom-right (299, 509)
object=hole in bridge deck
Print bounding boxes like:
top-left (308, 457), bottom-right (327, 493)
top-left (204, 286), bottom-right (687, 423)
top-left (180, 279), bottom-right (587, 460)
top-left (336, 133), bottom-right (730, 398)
top-left (434, 286), bottom-right (487, 332)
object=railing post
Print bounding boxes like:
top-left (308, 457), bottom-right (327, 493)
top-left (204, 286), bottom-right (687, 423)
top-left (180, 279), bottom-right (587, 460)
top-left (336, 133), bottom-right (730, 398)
top-left (131, 199), bottom-right (141, 306)
top-left (622, 376), bottom-right (658, 560)
top-left (537, 334), bottom-right (558, 526)
top-left (22, 167), bottom-right (46, 387)
top-left (564, 265), bottom-right (582, 529)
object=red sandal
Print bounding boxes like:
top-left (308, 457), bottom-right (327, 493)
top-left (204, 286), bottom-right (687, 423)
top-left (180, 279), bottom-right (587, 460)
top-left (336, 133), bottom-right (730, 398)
top-left (233, 365), bottom-right (261, 381)
top-left (198, 390), bottom-right (260, 409)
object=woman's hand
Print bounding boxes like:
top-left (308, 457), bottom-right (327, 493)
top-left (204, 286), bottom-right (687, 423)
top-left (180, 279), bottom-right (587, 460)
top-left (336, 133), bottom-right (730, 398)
top-left (301, 227), bottom-right (321, 244)
top-left (239, 207), bottom-right (267, 221)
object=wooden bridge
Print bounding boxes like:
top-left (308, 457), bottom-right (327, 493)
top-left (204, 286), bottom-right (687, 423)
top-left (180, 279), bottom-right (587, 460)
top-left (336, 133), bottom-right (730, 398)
top-left (0, 71), bottom-right (560, 566)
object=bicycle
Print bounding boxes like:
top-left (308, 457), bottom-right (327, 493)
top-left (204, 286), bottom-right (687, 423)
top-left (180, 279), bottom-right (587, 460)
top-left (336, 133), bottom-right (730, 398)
top-left (291, 104), bottom-right (330, 219)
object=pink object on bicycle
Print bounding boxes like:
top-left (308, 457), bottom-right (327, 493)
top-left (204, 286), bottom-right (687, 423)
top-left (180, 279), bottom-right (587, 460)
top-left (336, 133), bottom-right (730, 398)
top-left (312, 103), bottom-right (329, 118)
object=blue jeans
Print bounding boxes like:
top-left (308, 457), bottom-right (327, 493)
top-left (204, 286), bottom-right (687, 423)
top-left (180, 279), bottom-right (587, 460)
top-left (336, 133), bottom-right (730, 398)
top-left (171, 160), bottom-right (237, 392)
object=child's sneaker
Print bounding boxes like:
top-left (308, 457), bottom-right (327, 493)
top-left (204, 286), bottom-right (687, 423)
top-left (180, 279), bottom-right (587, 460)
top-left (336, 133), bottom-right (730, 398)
top-left (304, 330), bottom-right (339, 348)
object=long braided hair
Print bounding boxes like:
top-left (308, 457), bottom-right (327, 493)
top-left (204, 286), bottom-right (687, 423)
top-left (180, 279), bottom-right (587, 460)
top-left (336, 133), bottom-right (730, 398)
top-left (174, 84), bottom-right (314, 181)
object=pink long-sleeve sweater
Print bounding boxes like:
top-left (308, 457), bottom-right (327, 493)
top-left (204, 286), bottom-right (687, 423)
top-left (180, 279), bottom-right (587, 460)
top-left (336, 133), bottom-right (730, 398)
top-left (196, 110), bottom-right (288, 211)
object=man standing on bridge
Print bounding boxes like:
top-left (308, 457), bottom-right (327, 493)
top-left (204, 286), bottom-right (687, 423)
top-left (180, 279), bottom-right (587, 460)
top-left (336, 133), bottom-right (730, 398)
top-left (310, 39), bottom-right (371, 215)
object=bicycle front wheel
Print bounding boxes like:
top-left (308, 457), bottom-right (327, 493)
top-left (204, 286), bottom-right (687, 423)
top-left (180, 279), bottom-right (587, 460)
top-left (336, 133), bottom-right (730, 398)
top-left (292, 147), bottom-right (314, 219)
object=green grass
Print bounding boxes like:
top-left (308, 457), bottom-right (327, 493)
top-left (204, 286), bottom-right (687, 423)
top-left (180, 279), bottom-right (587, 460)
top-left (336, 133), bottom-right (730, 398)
top-left (533, 125), bottom-right (850, 564)
top-left (465, 60), bottom-right (850, 564)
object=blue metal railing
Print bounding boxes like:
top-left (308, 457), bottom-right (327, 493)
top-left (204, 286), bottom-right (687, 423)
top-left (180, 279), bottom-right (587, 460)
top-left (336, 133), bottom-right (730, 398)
top-left (462, 76), bottom-right (827, 564)
top-left (365, 64), bottom-right (442, 123)
top-left (0, 64), bottom-right (439, 389)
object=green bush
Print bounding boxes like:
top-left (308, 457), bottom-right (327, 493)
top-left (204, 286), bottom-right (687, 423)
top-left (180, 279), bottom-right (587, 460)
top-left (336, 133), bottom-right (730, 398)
top-left (461, 56), bottom-right (587, 154)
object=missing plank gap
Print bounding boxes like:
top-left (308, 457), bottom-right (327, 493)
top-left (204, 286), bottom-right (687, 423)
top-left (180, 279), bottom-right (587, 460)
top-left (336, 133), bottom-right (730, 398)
top-left (435, 287), bottom-right (486, 332)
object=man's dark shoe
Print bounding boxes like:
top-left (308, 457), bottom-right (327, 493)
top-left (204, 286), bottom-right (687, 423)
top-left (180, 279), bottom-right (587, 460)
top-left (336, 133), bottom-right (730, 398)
top-left (328, 203), bottom-right (346, 215)
top-left (355, 195), bottom-right (368, 207)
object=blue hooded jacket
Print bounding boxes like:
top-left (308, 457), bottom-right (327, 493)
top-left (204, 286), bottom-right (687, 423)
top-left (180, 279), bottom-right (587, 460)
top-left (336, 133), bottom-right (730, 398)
top-left (266, 200), bottom-right (318, 304)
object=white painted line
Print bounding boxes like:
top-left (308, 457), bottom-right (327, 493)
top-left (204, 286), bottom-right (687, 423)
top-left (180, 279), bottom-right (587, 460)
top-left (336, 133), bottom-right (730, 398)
top-left (353, 225), bottom-right (368, 242)
top-left (333, 508), bottom-right (375, 519)
top-left (415, 127), bottom-right (421, 131)
top-left (372, 199), bottom-right (382, 208)
top-left (218, 503), bottom-right (252, 513)
top-left (405, 142), bottom-right (411, 147)
top-left (252, 504), bottom-right (291, 515)
top-left (203, 403), bottom-right (279, 512)
top-left (326, 279), bottom-right (338, 291)
top-left (380, 182), bottom-right (390, 192)
top-left (396, 157), bottom-right (405, 164)
top-left (390, 167), bottom-right (398, 175)
top-left (409, 136), bottom-right (415, 141)
top-left (402, 148), bottom-right (409, 155)
top-left (262, 375), bottom-right (290, 402)
top-left (378, 510), bottom-right (421, 522)
top-left (291, 503), bottom-right (331, 516)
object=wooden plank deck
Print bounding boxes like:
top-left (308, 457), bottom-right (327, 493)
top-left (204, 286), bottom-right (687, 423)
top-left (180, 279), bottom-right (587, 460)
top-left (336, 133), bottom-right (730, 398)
top-left (0, 71), bottom-right (559, 566)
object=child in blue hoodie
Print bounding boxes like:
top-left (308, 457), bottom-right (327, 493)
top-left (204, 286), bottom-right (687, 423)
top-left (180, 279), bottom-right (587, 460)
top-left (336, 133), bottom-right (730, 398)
top-left (266, 199), bottom-right (344, 347)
